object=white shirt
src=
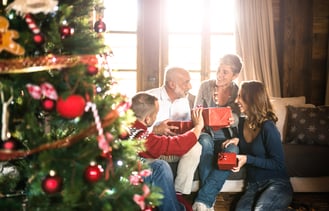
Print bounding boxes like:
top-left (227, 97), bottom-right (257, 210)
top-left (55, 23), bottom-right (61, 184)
top-left (147, 86), bottom-right (191, 126)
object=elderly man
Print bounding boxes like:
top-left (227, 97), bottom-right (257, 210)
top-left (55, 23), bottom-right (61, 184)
top-left (146, 66), bottom-right (201, 196)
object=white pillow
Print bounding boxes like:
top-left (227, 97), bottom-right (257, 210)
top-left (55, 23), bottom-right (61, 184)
top-left (270, 96), bottom-right (314, 142)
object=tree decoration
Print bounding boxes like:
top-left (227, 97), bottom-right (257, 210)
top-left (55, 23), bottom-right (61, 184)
top-left (87, 65), bottom-right (98, 75)
top-left (26, 82), bottom-right (58, 101)
top-left (84, 161), bottom-right (103, 183)
top-left (41, 170), bottom-right (63, 194)
top-left (26, 82), bottom-right (58, 111)
top-left (0, 16), bottom-right (25, 55)
top-left (41, 98), bottom-right (56, 111)
top-left (1, 86), bottom-right (13, 141)
top-left (94, 18), bottom-right (106, 33)
top-left (60, 25), bottom-right (74, 39)
top-left (24, 14), bottom-right (44, 44)
top-left (6, 0), bottom-right (58, 16)
top-left (0, 0), bottom-right (163, 210)
top-left (56, 95), bottom-right (86, 119)
top-left (1, 139), bottom-right (17, 151)
top-left (133, 184), bottom-right (151, 210)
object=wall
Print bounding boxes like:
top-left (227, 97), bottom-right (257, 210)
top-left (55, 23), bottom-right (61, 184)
top-left (273, 0), bottom-right (329, 105)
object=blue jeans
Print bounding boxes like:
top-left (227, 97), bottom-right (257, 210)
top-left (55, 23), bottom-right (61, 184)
top-left (143, 159), bottom-right (185, 211)
top-left (235, 178), bottom-right (293, 211)
top-left (195, 132), bottom-right (239, 208)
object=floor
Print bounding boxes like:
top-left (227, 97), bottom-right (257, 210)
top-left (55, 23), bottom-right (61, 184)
top-left (187, 192), bottom-right (329, 211)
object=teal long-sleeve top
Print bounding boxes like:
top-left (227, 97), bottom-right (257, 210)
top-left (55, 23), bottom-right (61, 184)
top-left (238, 117), bottom-right (289, 183)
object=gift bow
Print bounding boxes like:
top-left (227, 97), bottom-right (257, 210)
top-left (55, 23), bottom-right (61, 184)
top-left (26, 82), bottom-right (58, 100)
top-left (218, 153), bottom-right (227, 160)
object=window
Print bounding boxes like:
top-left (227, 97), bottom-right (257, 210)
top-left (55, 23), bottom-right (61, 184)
top-left (102, 0), bottom-right (235, 97)
top-left (102, 0), bottom-right (138, 97)
top-left (166, 0), bottom-right (236, 95)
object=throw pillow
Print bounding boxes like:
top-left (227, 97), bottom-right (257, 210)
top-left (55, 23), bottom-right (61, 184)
top-left (270, 96), bottom-right (307, 142)
top-left (285, 105), bottom-right (329, 146)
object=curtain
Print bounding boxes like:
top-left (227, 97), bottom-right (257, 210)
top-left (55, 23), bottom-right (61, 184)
top-left (235, 0), bottom-right (281, 97)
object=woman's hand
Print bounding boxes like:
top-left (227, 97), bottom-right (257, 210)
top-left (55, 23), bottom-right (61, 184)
top-left (232, 154), bottom-right (247, 172)
top-left (226, 116), bottom-right (235, 127)
top-left (222, 137), bottom-right (239, 149)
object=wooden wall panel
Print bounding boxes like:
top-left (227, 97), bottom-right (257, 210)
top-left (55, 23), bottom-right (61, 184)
top-left (275, 0), bottom-right (329, 105)
top-left (137, 0), bottom-right (162, 91)
top-left (310, 0), bottom-right (329, 105)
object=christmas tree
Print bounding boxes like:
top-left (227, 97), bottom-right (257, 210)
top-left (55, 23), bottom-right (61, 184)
top-left (0, 0), bottom-right (161, 210)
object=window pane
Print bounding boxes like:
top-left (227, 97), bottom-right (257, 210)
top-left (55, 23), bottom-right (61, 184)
top-left (210, 0), bottom-right (235, 33)
top-left (210, 35), bottom-right (236, 71)
top-left (189, 71), bottom-right (201, 96)
top-left (111, 71), bottom-right (136, 98)
top-left (105, 34), bottom-right (137, 70)
top-left (166, 0), bottom-right (203, 33)
top-left (168, 34), bottom-right (201, 70)
top-left (103, 0), bottom-right (137, 31)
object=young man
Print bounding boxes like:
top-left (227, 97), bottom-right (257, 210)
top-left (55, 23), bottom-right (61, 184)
top-left (146, 66), bottom-right (201, 196)
top-left (130, 92), bottom-right (204, 211)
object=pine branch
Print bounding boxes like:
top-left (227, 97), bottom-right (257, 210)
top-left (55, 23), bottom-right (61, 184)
top-left (0, 108), bottom-right (119, 161)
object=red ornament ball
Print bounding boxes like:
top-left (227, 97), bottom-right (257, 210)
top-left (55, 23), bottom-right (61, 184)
top-left (56, 95), bottom-right (86, 119)
top-left (60, 25), bottom-right (74, 38)
top-left (87, 65), bottom-right (98, 75)
top-left (94, 19), bottom-right (106, 33)
top-left (42, 170), bottom-right (63, 194)
top-left (33, 34), bottom-right (44, 44)
top-left (2, 139), bottom-right (17, 150)
top-left (84, 162), bottom-right (103, 183)
top-left (42, 98), bottom-right (56, 111)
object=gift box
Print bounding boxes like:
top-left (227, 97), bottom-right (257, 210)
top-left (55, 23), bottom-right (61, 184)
top-left (217, 152), bottom-right (237, 170)
top-left (202, 107), bottom-right (232, 130)
top-left (167, 121), bottom-right (193, 134)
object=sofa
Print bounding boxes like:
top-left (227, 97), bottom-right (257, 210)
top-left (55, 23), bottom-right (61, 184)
top-left (172, 96), bottom-right (329, 193)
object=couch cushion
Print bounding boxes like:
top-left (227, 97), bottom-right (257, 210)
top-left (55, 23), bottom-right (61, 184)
top-left (283, 144), bottom-right (329, 177)
top-left (285, 105), bottom-right (329, 146)
top-left (270, 96), bottom-right (308, 142)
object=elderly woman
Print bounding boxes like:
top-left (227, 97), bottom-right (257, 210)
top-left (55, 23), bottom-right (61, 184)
top-left (192, 54), bottom-right (243, 211)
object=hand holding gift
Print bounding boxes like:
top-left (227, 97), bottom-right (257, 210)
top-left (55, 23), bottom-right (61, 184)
top-left (202, 107), bottom-right (233, 130)
top-left (232, 154), bottom-right (247, 173)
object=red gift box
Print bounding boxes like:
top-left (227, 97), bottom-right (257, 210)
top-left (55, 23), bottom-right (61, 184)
top-left (202, 107), bottom-right (232, 130)
top-left (217, 152), bottom-right (237, 170)
top-left (167, 121), bottom-right (193, 134)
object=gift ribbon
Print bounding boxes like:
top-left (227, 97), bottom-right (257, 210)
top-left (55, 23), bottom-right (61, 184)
top-left (218, 153), bottom-right (227, 160)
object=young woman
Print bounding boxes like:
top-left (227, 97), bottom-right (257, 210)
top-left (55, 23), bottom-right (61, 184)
top-left (233, 80), bottom-right (293, 210)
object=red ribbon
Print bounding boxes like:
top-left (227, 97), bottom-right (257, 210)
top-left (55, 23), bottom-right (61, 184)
top-left (218, 153), bottom-right (227, 160)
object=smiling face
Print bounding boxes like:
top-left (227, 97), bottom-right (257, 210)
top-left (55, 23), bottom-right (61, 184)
top-left (236, 89), bottom-right (249, 115)
top-left (216, 64), bottom-right (238, 87)
top-left (172, 70), bottom-right (192, 98)
top-left (165, 67), bottom-right (192, 100)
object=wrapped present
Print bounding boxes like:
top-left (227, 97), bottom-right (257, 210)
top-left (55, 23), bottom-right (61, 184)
top-left (167, 121), bottom-right (193, 134)
top-left (217, 152), bottom-right (237, 170)
top-left (202, 107), bottom-right (232, 130)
